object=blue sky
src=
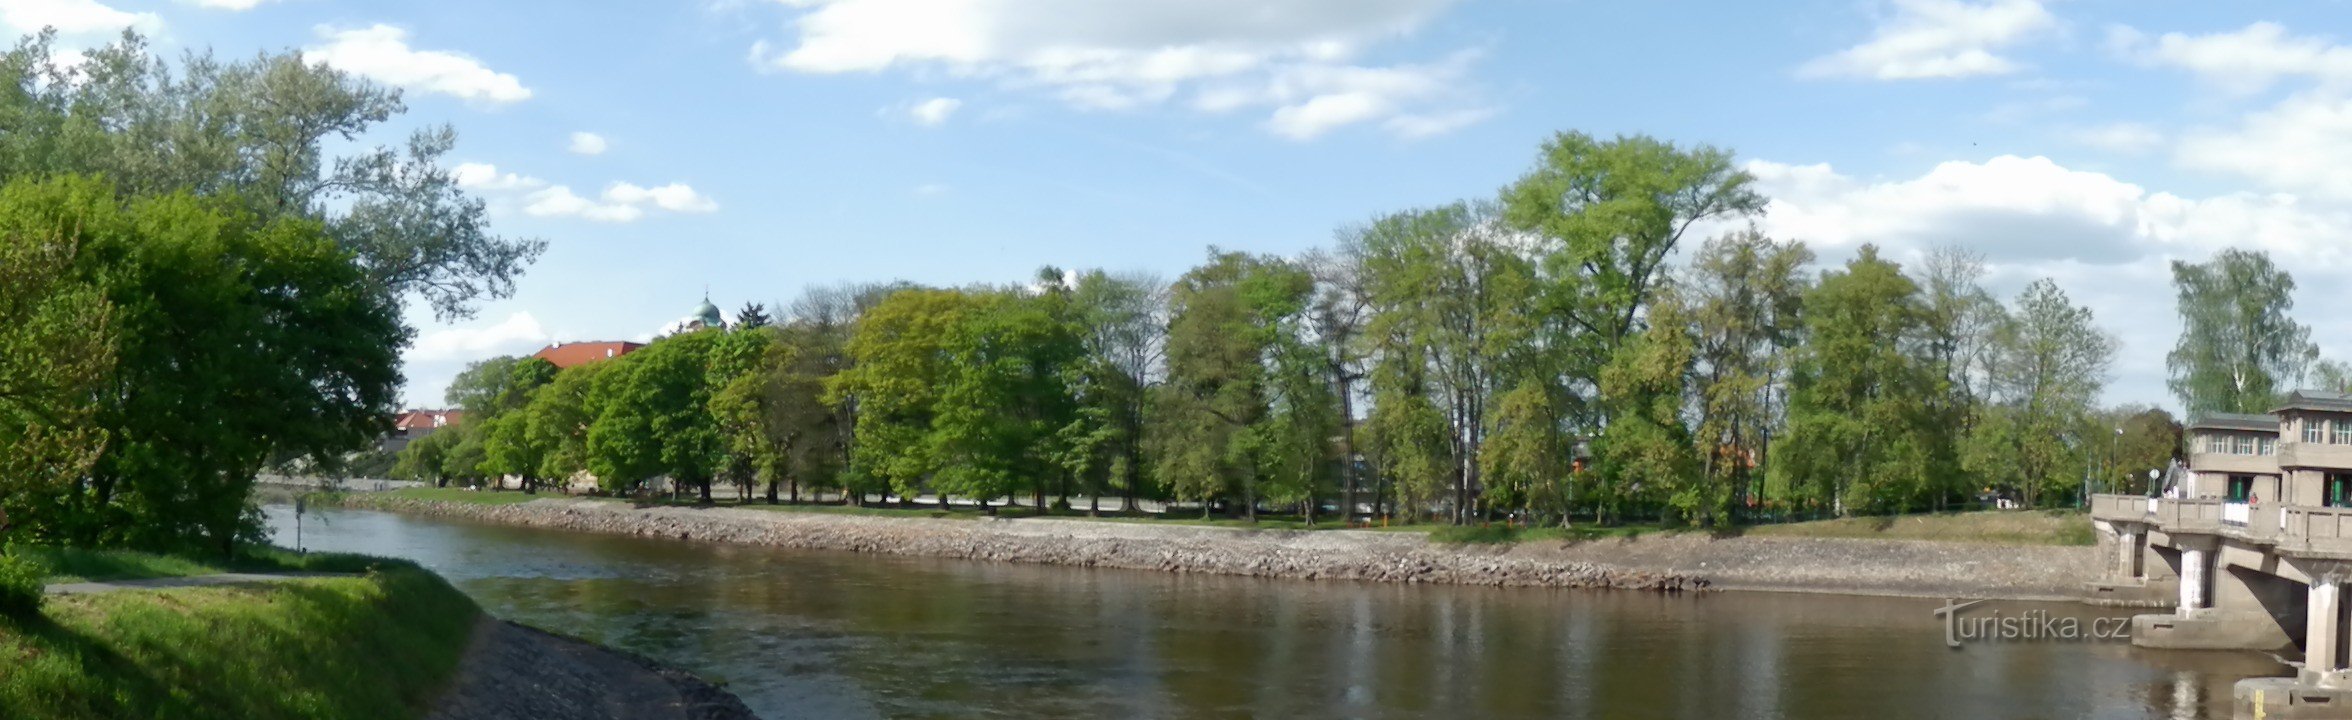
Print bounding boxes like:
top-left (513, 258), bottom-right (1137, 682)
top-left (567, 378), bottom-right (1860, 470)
top-left (21, 0), bottom-right (2352, 411)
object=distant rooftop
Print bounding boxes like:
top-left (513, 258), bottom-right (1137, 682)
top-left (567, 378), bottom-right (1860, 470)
top-left (2187, 412), bottom-right (2278, 433)
top-left (532, 340), bottom-right (644, 370)
top-left (2275, 390), bottom-right (2352, 414)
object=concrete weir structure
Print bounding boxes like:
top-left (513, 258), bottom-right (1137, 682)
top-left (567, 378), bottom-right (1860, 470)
top-left (2091, 392), bottom-right (2352, 718)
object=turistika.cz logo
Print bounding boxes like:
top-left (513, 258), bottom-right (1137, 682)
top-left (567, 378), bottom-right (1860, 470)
top-left (1933, 599), bottom-right (2133, 648)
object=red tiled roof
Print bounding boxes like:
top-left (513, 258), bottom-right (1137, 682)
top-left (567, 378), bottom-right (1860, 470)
top-left (532, 341), bottom-right (644, 369)
top-left (394, 409), bottom-right (463, 431)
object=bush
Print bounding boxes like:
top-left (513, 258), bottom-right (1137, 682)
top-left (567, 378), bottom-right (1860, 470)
top-left (0, 552), bottom-right (48, 617)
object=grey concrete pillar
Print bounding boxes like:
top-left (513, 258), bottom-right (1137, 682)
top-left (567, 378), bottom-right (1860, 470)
top-left (2181, 545), bottom-right (2210, 615)
top-left (2311, 580), bottom-right (2341, 677)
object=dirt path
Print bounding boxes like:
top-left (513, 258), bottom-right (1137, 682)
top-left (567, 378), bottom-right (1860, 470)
top-left (427, 616), bottom-right (757, 720)
top-left (42, 572), bottom-right (357, 596)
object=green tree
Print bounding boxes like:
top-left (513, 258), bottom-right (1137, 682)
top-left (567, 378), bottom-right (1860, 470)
top-left (829, 288), bottom-right (979, 506)
top-left (589, 331), bottom-right (726, 500)
top-left (1685, 229), bottom-right (1812, 521)
top-left (1157, 250), bottom-right (1318, 521)
top-left (1500, 131), bottom-right (1764, 399)
top-left (1982, 279), bottom-right (2117, 506)
top-left (1593, 295), bottom-right (1699, 524)
top-left (2167, 249), bottom-right (2315, 414)
top-left (1776, 246), bottom-right (1944, 517)
top-left (0, 228), bottom-right (116, 539)
top-left (0, 32), bottom-right (542, 320)
top-left (1069, 270), bottom-right (1166, 513)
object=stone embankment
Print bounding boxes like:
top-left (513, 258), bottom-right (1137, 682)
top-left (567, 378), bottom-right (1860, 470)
top-left (334, 495), bottom-right (2099, 599)
top-left (430, 617), bottom-right (757, 720)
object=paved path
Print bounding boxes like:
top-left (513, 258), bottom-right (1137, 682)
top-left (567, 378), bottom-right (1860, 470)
top-left (43, 572), bottom-right (357, 596)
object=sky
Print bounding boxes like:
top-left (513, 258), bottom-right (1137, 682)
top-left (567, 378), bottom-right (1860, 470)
top-left (20, 0), bottom-right (2352, 412)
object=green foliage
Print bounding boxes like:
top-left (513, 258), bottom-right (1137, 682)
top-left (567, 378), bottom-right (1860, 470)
top-left (0, 551), bottom-right (44, 617)
top-left (1594, 295), bottom-right (1700, 524)
top-left (1776, 246), bottom-right (1948, 517)
top-left (2167, 248), bottom-right (2314, 415)
top-left (0, 223), bottom-right (116, 542)
top-left (0, 31), bottom-right (542, 320)
top-left (0, 177), bottom-right (405, 554)
top-left (1155, 250), bottom-right (1323, 520)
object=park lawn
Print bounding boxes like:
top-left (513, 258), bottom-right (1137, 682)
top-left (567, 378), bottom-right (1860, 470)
top-left (8, 545), bottom-right (398, 584)
top-left (0, 556), bottom-right (479, 720)
top-left (374, 486), bottom-right (552, 506)
top-left (1741, 509), bottom-right (2095, 546)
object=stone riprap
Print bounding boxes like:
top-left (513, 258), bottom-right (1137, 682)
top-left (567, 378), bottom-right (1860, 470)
top-left (332, 495), bottom-right (2098, 599)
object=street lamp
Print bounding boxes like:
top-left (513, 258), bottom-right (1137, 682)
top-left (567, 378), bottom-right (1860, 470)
top-left (2110, 427), bottom-right (2123, 498)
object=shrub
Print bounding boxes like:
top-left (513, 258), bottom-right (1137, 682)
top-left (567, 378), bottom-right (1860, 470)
top-left (0, 552), bottom-right (48, 617)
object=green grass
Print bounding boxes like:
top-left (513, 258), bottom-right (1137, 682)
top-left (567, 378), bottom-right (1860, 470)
top-left (8, 544), bottom-right (402, 584)
top-left (369, 486), bottom-right (552, 506)
top-left (1740, 509), bottom-right (2093, 546)
top-left (0, 555), bottom-right (480, 720)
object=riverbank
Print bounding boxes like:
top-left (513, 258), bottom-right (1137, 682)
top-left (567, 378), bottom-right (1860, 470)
top-left (0, 547), bottom-right (756, 720)
top-left (324, 493), bottom-right (2102, 600)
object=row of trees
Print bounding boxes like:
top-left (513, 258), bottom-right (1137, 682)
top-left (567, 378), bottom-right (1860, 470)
top-left (0, 33), bottom-right (537, 555)
top-left (406, 131), bottom-right (2240, 527)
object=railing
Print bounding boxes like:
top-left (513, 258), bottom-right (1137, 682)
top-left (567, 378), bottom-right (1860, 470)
top-left (2223, 502), bottom-right (2251, 526)
top-left (2281, 506), bottom-right (2352, 556)
top-left (2155, 497), bottom-right (2225, 534)
top-left (2090, 494), bottom-right (2154, 522)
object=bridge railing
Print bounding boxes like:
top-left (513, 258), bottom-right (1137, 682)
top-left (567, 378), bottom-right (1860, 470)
top-left (2154, 497), bottom-right (2225, 534)
top-left (2281, 506), bottom-right (2352, 555)
top-left (2090, 493), bottom-right (2152, 522)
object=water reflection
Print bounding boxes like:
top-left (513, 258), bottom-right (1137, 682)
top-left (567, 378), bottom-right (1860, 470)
top-left (267, 506), bottom-right (2285, 719)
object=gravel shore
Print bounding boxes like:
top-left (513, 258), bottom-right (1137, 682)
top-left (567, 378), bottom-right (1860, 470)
top-left (429, 617), bottom-right (757, 720)
top-left (335, 495), bottom-right (2099, 600)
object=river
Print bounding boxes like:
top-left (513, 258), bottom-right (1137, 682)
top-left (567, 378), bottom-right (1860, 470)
top-left (264, 505), bottom-right (2284, 719)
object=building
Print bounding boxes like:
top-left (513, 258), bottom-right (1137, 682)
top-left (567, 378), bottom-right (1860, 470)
top-left (2087, 389), bottom-right (2352, 713)
top-left (383, 409), bottom-right (463, 453)
top-left (531, 340), bottom-right (645, 370)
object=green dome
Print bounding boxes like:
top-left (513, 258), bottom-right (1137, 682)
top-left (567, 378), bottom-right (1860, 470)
top-left (692, 298), bottom-right (724, 328)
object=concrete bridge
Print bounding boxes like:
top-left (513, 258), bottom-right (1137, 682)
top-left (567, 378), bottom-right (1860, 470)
top-left (2091, 392), bottom-right (2352, 717)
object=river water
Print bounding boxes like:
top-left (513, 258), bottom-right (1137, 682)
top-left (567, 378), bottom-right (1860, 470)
top-left (264, 506), bottom-right (2283, 719)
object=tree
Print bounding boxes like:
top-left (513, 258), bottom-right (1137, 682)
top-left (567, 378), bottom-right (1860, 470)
top-left (1685, 229), bottom-right (1812, 522)
top-left (2110, 406), bottom-right (2185, 494)
top-left (1981, 279), bottom-right (2117, 507)
top-left (2167, 249), bottom-right (2315, 414)
top-left (0, 31), bottom-right (543, 320)
top-left (1068, 270), bottom-right (1166, 514)
top-left (1775, 246), bottom-right (1944, 517)
top-left (736, 302), bottom-right (774, 330)
top-left (1157, 250), bottom-right (1318, 521)
top-left (1500, 131), bottom-right (1764, 397)
top-left (1593, 294), bottom-right (1699, 525)
top-left (0, 227), bottom-right (115, 540)
top-left (588, 331), bottom-right (726, 500)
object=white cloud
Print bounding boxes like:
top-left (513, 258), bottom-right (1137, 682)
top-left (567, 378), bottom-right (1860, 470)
top-left (409, 312), bottom-right (550, 363)
top-left (0, 0), bottom-right (159, 36)
top-left (182, 0), bottom-right (278, 10)
top-left (1741, 154), bottom-right (2352, 409)
top-left (524, 186), bottom-right (644, 223)
top-left (603, 182), bottom-right (718, 213)
top-left (1744, 155), bottom-right (2352, 269)
top-left (914, 183), bottom-right (950, 197)
top-left (1799, 0), bottom-right (2056, 81)
top-left (452, 162), bottom-right (545, 191)
top-left (2069, 122), bottom-right (2164, 155)
top-left (2117, 22), bottom-right (2352, 203)
top-left (567, 131), bottom-right (609, 156)
top-left (455, 161), bottom-right (715, 222)
top-left (306, 24), bottom-right (532, 104)
top-left (2112, 22), bottom-right (2352, 96)
top-left (750, 0), bottom-right (1490, 139)
top-left (907, 97), bottom-right (961, 126)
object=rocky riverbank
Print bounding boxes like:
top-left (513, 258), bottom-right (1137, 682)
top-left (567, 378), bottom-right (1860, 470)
top-left (329, 494), bottom-right (2100, 600)
top-left (429, 617), bottom-right (757, 720)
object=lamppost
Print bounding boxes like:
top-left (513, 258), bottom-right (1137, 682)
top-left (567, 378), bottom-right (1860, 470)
top-left (2110, 427), bottom-right (2123, 498)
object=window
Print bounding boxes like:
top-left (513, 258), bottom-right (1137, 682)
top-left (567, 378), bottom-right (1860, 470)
top-left (2335, 419), bottom-right (2351, 445)
top-left (2238, 435), bottom-right (2255, 455)
top-left (2331, 474), bottom-right (2352, 508)
top-left (2309, 418), bottom-right (2326, 444)
top-left (2261, 436), bottom-right (2277, 456)
top-left (2229, 475), bottom-right (2255, 502)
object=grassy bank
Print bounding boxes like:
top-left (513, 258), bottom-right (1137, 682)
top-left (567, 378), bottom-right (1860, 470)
top-left (0, 551), bottom-right (479, 720)
top-left (1743, 510), bottom-right (2094, 546)
top-left (343, 487), bottom-right (2093, 546)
